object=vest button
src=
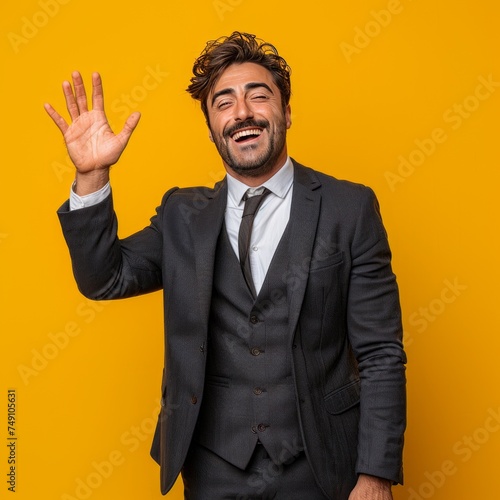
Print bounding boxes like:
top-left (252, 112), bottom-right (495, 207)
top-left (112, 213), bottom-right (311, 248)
top-left (250, 347), bottom-right (261, 356)
top-left (190, 396), bottom-right (198, 405)
top-left (253, 387), bottom-right (263, 395)
top-left (251, 425), bottom-right (257, 434)
top-left (250, 315), bottom-right (259, 324)
top-left (257, 424), bottom-right (267, 432)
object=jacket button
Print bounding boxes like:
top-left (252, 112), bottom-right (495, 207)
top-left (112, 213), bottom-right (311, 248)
top-left (190, 396), bottom-right (198, 404)
top-left (250, 315), bottom-right (259, 324)
top-left (250, 347), bottom-right (261, 356)
top-left (251, 425), bottom-right (257, 434)
top-left (253, 387), bottom-right (263, 395)
top-left (257, 424), bottom-right (267, 432)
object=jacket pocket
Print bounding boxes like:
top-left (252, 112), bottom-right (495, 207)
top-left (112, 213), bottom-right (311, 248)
top-left (323, 379), bottom-right (361, 415)
top-left (309, 250), bottom-right (344, 272)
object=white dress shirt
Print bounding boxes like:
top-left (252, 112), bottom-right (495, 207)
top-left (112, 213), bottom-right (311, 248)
top-left (224, 158), bottom-right (293, 294)
top-left (69, 157), bottom-right (294, 294)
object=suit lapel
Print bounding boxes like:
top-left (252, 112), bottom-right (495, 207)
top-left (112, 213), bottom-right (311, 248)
top-left (190, 179), bottom-right (228, 327)
top-left (286, 161), bottom-right (322, 342)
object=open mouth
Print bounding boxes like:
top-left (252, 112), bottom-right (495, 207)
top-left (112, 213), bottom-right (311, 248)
top-left (231, 128), bottom-right (263, 143)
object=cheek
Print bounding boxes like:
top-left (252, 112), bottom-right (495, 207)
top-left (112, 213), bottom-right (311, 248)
top-left (265, 105), bottom-right (289, 125)
top-left (211, 116), bottom-right (231, 138)
top-left (207, 110), bottom-right (222, 129)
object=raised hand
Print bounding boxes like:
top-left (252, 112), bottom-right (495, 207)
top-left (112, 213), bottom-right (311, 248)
top-left (45, 71), bottom-right (140, 194)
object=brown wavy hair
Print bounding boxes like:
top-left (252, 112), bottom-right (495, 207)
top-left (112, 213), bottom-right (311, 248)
top-left (187, 32), bottom-right (291, 121)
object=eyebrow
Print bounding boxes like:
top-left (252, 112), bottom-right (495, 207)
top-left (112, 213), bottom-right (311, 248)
top-left (211, 82), bottom-right (274, 106)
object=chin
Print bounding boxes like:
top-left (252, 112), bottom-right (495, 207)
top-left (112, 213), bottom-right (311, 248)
top-left (229, 158), bottom-right (273, 177)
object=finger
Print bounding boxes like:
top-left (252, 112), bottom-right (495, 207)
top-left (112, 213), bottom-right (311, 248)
top-left (44, 102), bottom-right (69, 135)
top-left (72, 71), bottom-right (89, 114)
top-left (63, 79), bottom-right (80, 121)
top-left (116, 112), bottom-right (141, 144)
top-left (91, 72), bottom-right (105, 112)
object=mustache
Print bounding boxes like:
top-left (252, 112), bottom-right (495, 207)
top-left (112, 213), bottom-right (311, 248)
top-left (224, 119), bottom-right (269, 138)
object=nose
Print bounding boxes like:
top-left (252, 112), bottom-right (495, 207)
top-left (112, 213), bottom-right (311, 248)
top-left (234, 97), bottom-right (253, 121)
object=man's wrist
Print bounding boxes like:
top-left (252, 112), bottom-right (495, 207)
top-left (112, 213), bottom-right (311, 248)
top-left (74, 169), bottom-right (110, 196)
top-left (357, 474), bottom-right (392, 490)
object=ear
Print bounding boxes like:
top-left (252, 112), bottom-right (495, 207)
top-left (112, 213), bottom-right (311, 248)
top-left (285, 104), bottom-right (292, 129)
top-left (206, 120), bottom-right (214, 142)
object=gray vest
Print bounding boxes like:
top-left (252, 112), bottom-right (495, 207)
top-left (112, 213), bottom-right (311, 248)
top-left (195, 223), bottom-right (303, 469)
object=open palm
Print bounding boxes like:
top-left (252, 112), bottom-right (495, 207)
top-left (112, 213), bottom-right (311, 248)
top-left (45, 71), bottom-right (140, 174)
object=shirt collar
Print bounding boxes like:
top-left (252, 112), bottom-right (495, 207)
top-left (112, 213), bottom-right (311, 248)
top-left (226, 156), bottom-right (294, 208)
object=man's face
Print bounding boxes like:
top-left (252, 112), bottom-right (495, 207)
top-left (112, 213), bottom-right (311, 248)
top-left (206, 62), bottom-right (291, 180)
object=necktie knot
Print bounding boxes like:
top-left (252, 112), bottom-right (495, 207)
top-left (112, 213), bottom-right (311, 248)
top-left (242, 187), bottom-right (270, 217)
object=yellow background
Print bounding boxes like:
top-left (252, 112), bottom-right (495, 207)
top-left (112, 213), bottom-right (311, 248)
top-left (1, 0), bottom-right (499, 498)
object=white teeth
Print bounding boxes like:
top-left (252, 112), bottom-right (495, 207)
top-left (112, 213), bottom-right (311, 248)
top-left (232, 129), bottom-right (262, 141)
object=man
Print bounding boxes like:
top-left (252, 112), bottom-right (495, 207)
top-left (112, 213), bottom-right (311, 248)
top-left (45, 32), bottom-right (406, 499)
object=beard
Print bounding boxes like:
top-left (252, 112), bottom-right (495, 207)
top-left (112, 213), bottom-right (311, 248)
top-left (211, 116), bottom-right (288, 178)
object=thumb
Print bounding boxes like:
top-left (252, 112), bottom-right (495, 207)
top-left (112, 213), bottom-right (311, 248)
top-left (117, 112), bottom-right (141, 143)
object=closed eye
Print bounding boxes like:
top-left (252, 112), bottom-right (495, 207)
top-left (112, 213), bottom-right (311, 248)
top-left (217, 100), bottom-right (232, 109)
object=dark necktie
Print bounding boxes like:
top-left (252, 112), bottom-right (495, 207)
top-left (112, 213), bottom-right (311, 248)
top-left (238, 187), bottom-right (271, 297)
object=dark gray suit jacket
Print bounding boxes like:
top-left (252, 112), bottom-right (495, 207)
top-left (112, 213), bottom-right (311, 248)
top-left (58, 160), bottom-right (406, 498)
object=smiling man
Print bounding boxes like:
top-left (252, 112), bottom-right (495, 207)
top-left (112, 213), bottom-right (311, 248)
top-left (46, 32), bottom-right (406, 499)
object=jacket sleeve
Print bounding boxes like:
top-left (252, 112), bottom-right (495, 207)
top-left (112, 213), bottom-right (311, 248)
top-left (347, 187), bottom-right (407, 484)
top-left (56, 188), bottom-right (177, 300)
